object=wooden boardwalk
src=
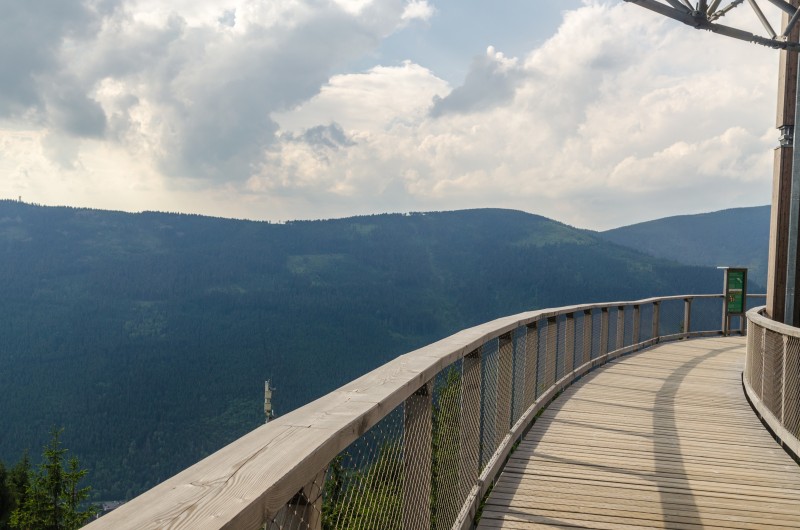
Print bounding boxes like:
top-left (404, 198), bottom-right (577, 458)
top-left (478, 336), bottom-right (800, 529)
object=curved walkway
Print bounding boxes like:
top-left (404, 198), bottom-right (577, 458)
top-left (478, 336), bottom-right (800, 529)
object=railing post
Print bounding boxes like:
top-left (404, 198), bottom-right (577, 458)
top-left (496, 333), bottom-right (514, 444)
top-left (404, 381), bottom-right (432, 530)
top-left (633, 304), bottom-right (641, 346)
top-left (600, 308), bottom-right (609, 356)
top-left (524, 322), bottom-right (538, 405)
top-left (652, 301), bottom-right (660, 341)
top-left (683, 298), bottom-right (692, 338)
top-left (546, 317), bottom-right (558, 389)
top-left (459, 349), bottom-right (481, 507)
top-left (616, 306), bottom-right (625, 352)
top-left (565, 313), bottom-right (575, 375)
top-left (582, 310), bottom-right (592, 364)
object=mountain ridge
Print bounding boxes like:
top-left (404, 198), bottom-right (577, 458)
top-left (0, 201), bottom-right (732, 500)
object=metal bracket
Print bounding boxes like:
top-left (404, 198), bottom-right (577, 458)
top-left (781, 125), bottom-right (795, 147)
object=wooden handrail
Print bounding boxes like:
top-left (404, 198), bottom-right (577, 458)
top-left (85, 293), bottom-right (759, 530)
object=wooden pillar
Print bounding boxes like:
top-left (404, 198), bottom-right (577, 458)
top-left (564, 313), bottom-right (575, 374)
top-left (600, 308), bottom-right (609, 356)
top-left (616, 306), bottom-right (625, 351)
top-left (459, 350), bottom-right (481, 505)
top-left (768, 5), bottom-right (800, 322)
top-left (582, 310), bottom-right (592, 364)
top-left (633, 305), bottom-right (641, 345)
top-left (403, 382), bottom-right (432, 530)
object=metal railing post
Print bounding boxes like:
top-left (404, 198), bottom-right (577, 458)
top-left (403, 381), bottom-right (432, 530)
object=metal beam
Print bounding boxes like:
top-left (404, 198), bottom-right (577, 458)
top-left (664, 0), bottom-right (692, 11)
top-left (784, 5), bottom-right (800, 36)
top-left (765, 0), bottom-right (798, 16)
top-left (626, 0), bottom-right (800, 48)
top-left (748, 0), bottom-right (778, 38)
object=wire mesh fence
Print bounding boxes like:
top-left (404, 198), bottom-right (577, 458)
top-left (640, 303), bottom-right (654, 343)
top-left (744, 311), bottom-right (800, 454)
top-left (591, 309), bottom-right (602, 360)
top-left (266, 294), bottom-right (766, 530)
top-left (691, 297), bottom-right (724, 333)
top-left (659, 298), bottom-right (685, 337)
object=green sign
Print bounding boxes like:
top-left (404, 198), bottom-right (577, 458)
top-left (727, 270), bottom-right (745, 314)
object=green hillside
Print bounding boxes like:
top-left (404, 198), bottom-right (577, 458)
top-left (0, 201), bottom-right (721, 500)
top-left (600, 206), bottom-right (769, 286)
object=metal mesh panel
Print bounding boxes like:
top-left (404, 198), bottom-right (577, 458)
top-left (563, 314), bottom-right (575, 375)
top-left (745, 322), bottom-right (759, 388)
top-left (640, 304), bottom-right (654, 342)
top-left (763, 329), bottom-right (784, 419)
top-left (751, 325), bottom-right (765, 401)
top-left (270, 468), bottom-right (327, 530)
top-left (691, 297), bottom-right (723, 333)
top-left (591, 310), bottom-right (602, 360)
top-left (479, 338), bottom-right (499, 472)
top-left (659, 299), bottom-right (684, 336)
top-left (537, 320), bottom-right (548, 397)
top-left (511, 326), bottom-right (527, 425)
top-left (786, 335), bottom-right (800, 439)
top-left (556, 315), bottom-right (566, 381)
top-left (573, 312), bottom-right (585, 370)
top-left (523, 323), bottom-right (538, 410)
top-left (496, 335), bottom-right (514, 444)
top-left (431, 360), bottom-right (463, 530)
top-left (624, 306), bottom-right (634, 347)
top-left (607, 308), bottom-right (618, 352)
top-left (314, 405), bottom-right (406, 530)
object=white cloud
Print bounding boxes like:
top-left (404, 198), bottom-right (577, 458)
top-left (0, 0), bottom-right (784, 228)
top-left (401, 0), bottom-right (435, 22)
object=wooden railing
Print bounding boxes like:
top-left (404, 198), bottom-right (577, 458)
top-left (744, 307), bottom-right (800, 458)
top-left (85, 294), bottom-right (761, 530)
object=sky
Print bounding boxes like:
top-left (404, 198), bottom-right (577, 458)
top-left (0, 0), bottom-right (786, 229)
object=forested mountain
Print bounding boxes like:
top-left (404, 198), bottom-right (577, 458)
top-left (0, 201), bottom-right (723, 500)
top-left (600, 206), bottom-right (770, 285)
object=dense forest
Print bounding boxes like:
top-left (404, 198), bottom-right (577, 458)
top-left (0, 201), bottom-right (737, 500)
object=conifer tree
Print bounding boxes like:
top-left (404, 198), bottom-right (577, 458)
top-left (10, 430), bottom-right (96, 530)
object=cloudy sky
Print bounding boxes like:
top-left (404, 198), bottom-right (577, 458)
top-left (0, 0), bottom-right (785, 229)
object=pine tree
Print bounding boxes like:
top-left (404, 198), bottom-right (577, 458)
top-left (10, 429), bottom-right (96, 530)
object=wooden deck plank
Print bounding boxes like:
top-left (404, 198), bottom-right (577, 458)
top-left (477, 337), bottom-right (800, 529)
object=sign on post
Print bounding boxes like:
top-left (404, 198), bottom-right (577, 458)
top-left (719, 267), bottom-right (747, 336)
